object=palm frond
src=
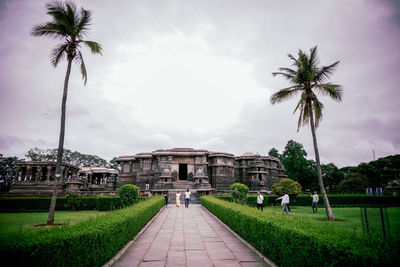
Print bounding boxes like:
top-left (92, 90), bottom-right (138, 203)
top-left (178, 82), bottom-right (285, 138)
top-left (270, 85), bottom-right (302, 104)
top-left (75, 50), bottom-right (87, 85)
top-left (82, 41), bottom-right (102, 55)
top-left (50, 43), bottom-right (68, 67)
top-left (46, 1), bottom-right (70, 31)
top-left (312, 97), bottom-right (324, 127)
top-left (314, 83), bottom-right (343, 101)
top-left (309, 46), bottom-right (319, 67)
top-left (293, 91), bottom-right (306, 111)
top-left (272, 71), bottom-right (294, 81)
top-left (315, 61), bottom-right (340, 82)
top-left (77, 8), bottom-right (92, 37)
top-left (31, 23), bottom-right (66, 39)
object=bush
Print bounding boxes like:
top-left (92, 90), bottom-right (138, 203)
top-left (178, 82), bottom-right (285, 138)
top-left (272, 178), bottom-right (302, 196)
top-left (0, 196), bottom-right (164, 267)
top-left (229, 183), bottom-right (249, 203)
top-left (201, 196), bottom-right (400, 266)
top-left (0, 196), bottom-right (144, 212)
top-left (64, 193), bottom-right (82, 211)
top-left (118, 184), bottom-right (140, 206)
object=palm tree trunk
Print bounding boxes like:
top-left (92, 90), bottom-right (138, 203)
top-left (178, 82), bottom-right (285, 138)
top-left (309, 109), bottom-right (336, 221)
top-left (47, 56), bottom-right (73, 225)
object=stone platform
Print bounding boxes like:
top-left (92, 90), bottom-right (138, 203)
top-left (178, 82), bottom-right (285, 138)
top-left (111, 204), bottom-right (275, 267)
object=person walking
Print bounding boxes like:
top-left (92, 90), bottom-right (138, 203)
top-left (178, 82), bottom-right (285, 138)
top-left (256, 192), bottom-right (264, 211)
top-left (184, 189), bottom-right (191, 208)
top-left (311, 191), bottom-right (319, 213)
top-left (176, 191), bottom-right (181, 207)
top-left (163, 192), bottom-right (169, 206)
top-left (276, 193), bottom-right (290, 215)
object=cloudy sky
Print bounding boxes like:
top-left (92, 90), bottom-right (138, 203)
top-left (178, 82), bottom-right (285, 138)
top-left (1, 0), bottom-right (399, 167)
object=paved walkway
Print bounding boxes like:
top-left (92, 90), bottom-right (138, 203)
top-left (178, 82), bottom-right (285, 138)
top-left (113, 204), bottom-right (273, 267)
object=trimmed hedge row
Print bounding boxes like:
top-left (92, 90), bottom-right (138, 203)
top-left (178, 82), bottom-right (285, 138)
top-left (0, 196), bottom-right (165, 267)
top-left (216, 194), bottom-right (400, 207)
top-left (0, 196), bottom-right (147, 212)
top-left (201, 196), bottom-right (400, 266)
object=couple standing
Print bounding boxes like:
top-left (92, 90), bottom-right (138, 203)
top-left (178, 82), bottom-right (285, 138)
top-left (176, 189), bottom-right (191, 208)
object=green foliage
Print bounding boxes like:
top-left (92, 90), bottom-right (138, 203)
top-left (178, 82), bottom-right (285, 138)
top-left (272, 178), bottom-right (302, 196)
top-left (321, 163), bottom-right (345, 192)
top-left (118, 184), bottom-right (140, 206)
top-left (229, 183), bottom-right (249, 203)
top-left (280, 140), bottom-right (318, 190)
top-left (201, 196), bottom-right (400, 266)
top-left (25, 147), bottom-right (109, 167)
top-left (64, 193), bottom-right (82, 211)
top-left (0, 196), bottom-right (143, 212)
top-left (0, 197), bottom-right (164, 267)
top-left (338, 173), bottom-right (368, 193)
top-left (341, 154), bottom-right (400, 188)
top-left (0, 154), bottom-right (21, 191)
top-left (268, 148), bottom-right (281, 159)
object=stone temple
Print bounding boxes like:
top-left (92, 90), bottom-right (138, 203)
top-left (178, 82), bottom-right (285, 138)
top-left (116, 148), bottom-right (286, 200)
top-left (6, 148), bottom-right (286, 202)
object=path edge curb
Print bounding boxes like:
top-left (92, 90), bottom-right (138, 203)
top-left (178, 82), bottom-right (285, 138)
top-left (103, 205), bottom-right (166, 267)
top-left (201, 205), bottom-right (278, 267)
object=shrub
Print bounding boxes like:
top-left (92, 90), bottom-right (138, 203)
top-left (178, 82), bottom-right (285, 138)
top-left (229, 183), bottom-right (249, 203)
top-left (338, 173), bottom-right (368, 193)
top-left (118, 184), bottom-right (140, 206)
top-left (201, 196), bottom-right (400, 266)
top-left (272, 178), bottom-right (302, 196)
top-left (0, 196), bottom-right (164, 267)
top-left (64, 193), bottom-right (82, 211)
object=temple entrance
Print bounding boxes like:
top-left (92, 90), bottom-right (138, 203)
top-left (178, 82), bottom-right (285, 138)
top-left (179, 164), bottom-right (188, 180)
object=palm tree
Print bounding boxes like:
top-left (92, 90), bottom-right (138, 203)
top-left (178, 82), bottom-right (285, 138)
top-left (32, 1), bottom-right (102, 225)
top-left (270, 46), bottom-right (342, 221)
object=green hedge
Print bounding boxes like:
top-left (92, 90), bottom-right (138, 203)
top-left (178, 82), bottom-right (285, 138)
top-left (0, 196), bottom-right (147, 212)
top-left (0, 196), bottom-right (164, 267)
top-left (201, 196), bottom-right (400, 266)
top-left (216, 194), bottom-right (400, 207)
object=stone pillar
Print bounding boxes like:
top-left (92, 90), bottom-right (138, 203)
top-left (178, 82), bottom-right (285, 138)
top-left (15, 167), bottom-right (20, 182)
top-left (36, 167), bottom-right (42, 183)
top-left (46, 166), bottom-right (52, 182)
top-left (26, 165), bottom-right (32, 182)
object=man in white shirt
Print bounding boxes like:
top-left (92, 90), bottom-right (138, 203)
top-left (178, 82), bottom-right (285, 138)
top-left (276, 193), bottom-right (290, 215)
top-left (184, 189), bottom-right (191, 208)
top-left (256, 192), bottom-right (264, 211)
top-left (311, 191), bottom-right (319, 213)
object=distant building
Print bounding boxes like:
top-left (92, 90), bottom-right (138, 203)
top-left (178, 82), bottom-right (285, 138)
top-left (116, 148), bottom-right (286, 195)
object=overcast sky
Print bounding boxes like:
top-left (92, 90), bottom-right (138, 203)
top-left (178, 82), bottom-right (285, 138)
top-left (1, 0), bottom-right (399, 167)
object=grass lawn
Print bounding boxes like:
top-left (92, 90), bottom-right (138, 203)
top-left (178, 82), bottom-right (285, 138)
top-left (266, 205), bottom-right (400, 236)
top-left (0, 210), bottom-right (106, 234)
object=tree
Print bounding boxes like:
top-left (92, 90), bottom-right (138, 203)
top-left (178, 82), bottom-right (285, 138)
top-left (229, 183), bottom-right (249, 203)
top-left (32, 1), bottom-right (102, 225)
top-left (321, 163), bottom-right (344, 192)
top-left (25, 147), bottom-right (108, 167)
top-left (271, 46), bottom-right (342, 220)
top-left (118, 184), bottom-right (140, 207)
top-left (338, 173), bottom-right (368, 193)
top-left (280, 140), bottom-right (318, 191)
top-left (0, 154), bottom-right (21, 191)
top-left (268, 148), bottom-right (281, 159)
top-left (272, 178), bottom-right (302, 196)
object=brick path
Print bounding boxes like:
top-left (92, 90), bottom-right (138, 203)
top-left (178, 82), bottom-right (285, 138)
top-left (112, 204), bottom-right (274, 267)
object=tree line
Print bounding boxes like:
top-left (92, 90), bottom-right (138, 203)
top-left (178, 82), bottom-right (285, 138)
top-left (269, 140), bottom-right (400, 194)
